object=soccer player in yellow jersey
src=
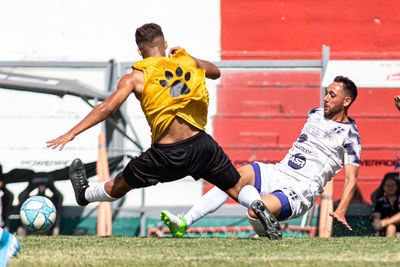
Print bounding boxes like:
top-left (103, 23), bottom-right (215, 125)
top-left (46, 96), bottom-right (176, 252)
top-left (47, 23), bottom-right (272, 236)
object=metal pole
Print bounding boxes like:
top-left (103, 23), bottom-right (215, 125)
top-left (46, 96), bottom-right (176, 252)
top-left (321, 45), bottom-right (330, 107)
top-left (319, 45), bottom-right (333, 238)
top-left (116, 62), bottom-right (147, 237)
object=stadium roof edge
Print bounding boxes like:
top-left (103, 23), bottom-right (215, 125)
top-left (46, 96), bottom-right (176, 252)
top-left (0, 69), bottom-right (108, 101)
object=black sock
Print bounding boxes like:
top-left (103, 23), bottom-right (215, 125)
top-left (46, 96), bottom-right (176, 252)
top-left (78, 187), bottom-right (89, 205)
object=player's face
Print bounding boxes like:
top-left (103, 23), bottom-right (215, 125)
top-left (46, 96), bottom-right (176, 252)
top-left (383, 179), bottom-right (398, 196)
top-left (323, 82), bottom-right (348, 119)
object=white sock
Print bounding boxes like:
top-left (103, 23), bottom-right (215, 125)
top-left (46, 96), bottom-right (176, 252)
top-left (238, 185), bottom-right (261, 209)
top-left (85, 181), bottom-right (118, 202)
top-left (247, 212), bottom-right (265, 235)
top-left (0, 227), bottom-right (3, 239)
top-left (184, 186), bottom-right (229, 226)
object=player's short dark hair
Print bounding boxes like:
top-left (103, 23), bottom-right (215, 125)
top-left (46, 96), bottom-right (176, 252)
top-left (334, 76), bottom-right (358, 105)
top-left (135, 23), bottom-right (165, 52)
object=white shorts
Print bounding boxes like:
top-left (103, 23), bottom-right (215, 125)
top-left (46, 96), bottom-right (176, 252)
top-left (253, 162), bottom-right (316, 219)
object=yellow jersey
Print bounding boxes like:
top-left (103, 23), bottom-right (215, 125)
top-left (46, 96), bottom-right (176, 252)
top-left (132, 49), bottom-right (209, 143)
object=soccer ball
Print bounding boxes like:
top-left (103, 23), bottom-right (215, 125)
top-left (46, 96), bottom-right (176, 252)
top-left (20, 196), bottom-right (57, 232)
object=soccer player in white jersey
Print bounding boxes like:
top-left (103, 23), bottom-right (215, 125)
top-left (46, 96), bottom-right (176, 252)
top-left (161, 76), bottom-right (361, 240)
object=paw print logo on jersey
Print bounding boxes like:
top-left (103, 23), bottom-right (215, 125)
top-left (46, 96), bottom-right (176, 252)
top-left (159, 67), bottom-right (191, 98)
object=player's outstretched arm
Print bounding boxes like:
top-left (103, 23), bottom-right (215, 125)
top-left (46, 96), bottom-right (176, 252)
top-left (169, 47), bottom-right (220, 80)
top-left (329, 164), bottom-right (358, 231)
top-left (394, 95), bottom-right (400, 111)
top-left (46, 73), bottom-right (136, 150)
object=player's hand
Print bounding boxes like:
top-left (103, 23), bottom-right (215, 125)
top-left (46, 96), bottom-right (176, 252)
top-left (168, 46), bottom-right (182, 57)
top-left (394, 95), bottom-right (400, 111)
top-left (329, 211), bottom-right (352, 231)
top-left (46, 132), bottom-right (75, 151)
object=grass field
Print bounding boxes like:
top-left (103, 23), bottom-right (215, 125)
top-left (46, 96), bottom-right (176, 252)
top-left (8, 236), bottom-right (400, 266)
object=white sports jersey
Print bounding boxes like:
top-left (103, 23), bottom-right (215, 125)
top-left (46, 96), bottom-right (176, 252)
top-left (274, 107), bottom-right (361, 206)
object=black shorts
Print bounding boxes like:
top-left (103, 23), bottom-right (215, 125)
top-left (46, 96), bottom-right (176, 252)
top-left (122, 131), bottom-right (240, 191)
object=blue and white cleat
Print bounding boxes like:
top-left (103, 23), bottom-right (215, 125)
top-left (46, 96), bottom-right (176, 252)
top-left (0, 230), bottom-right (21, 267)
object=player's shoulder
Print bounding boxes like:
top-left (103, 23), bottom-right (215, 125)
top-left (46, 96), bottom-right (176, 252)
top-left (306, 107), bottom-right (322, 118)
top-left (345, 116), bottom-right (360, 137)
top-left (308, 107), bottom-right (321, 114)
top-left (123, 69), bottom-right (142, 80)
top-left (348, 116), bottom-right (359, 129)
top-left (119, 70), bottom-right (143, 88)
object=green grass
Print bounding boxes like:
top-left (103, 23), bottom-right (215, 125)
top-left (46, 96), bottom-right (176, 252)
top-left (9, 236), bottom-right (400, 266)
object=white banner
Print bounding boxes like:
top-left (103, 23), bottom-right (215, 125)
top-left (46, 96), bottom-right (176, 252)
top-left (322, 60), bottom-right (400, 88)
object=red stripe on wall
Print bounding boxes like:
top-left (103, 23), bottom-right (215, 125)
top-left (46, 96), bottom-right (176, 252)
top-left (221, 0), bottom-right (400, 59)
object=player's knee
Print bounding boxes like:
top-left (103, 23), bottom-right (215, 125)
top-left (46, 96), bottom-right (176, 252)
top-left (224, 178), bottom-right (246, 201)
top-left (258, 192), bottom-right (292, 220)
top-left (247, 208), bottom-right (257, 218)
top-left (227, 166), bottom-right (254, 196)
top-left (237, 165), bottom-right (255, 186)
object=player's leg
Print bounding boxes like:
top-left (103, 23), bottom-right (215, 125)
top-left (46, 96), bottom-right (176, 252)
top-left (0, 227), bottom-right (20, 267)
top-left (161, 162), bottom-right (258, 236)
top-left (161, 164), bottom-right (261, 237)
top-left (246, 163), bottom-right (300, 239)
top-left (69, 159), bottom-right (133, 206)
top-left (69, 158), bottom-right (133, 206)
top-left (70, 144), bottom-right (174, 206)
top-left (221, 164), bottom-right (259, 206)
top-left (85, 172), bottom-right (131, 201)
top-left (202, 162), bottom-right (265, 225)
top-left (162, 186), bottom-right (269, 238)
top-left (248, 193), bottom-right (282, 219)
top-left (248, 193), bottom-right (284, 240)
top-left (161, 186), bottom-right (229, 236)
top-left (185, 133), bottom-right (262, 211)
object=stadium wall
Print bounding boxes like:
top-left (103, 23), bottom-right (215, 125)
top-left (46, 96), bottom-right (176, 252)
top-left (1, 0), bottom-right (399, 236)
top-left (216, 0), bottom-right (400, 205)
top-left (221, 0), bottom-right (400, 59)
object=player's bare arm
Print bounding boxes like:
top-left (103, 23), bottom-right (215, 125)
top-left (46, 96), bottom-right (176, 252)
top-left (169, 46), bottom-right (220, 80)
top-left (46, 72), bottom-right (137, 151)
top-left (329, 164), bottom-right (358, 231)
top-left (394, 95), bottom-right (400, 111)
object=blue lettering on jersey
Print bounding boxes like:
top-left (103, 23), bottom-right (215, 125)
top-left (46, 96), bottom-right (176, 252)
top-left (298, 133), bottom-right (308, 143)
top-left (288, 153), bottom-right (306, 169)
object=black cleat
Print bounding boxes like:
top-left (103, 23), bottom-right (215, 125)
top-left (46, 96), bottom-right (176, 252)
top-left (251, 200), bottom-right (282, 240)
top-left (69, 158), bottom-right (90, 206)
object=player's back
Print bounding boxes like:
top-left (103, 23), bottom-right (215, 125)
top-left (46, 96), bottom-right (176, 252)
top-left (133, 49), bottom-right (209, 144)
